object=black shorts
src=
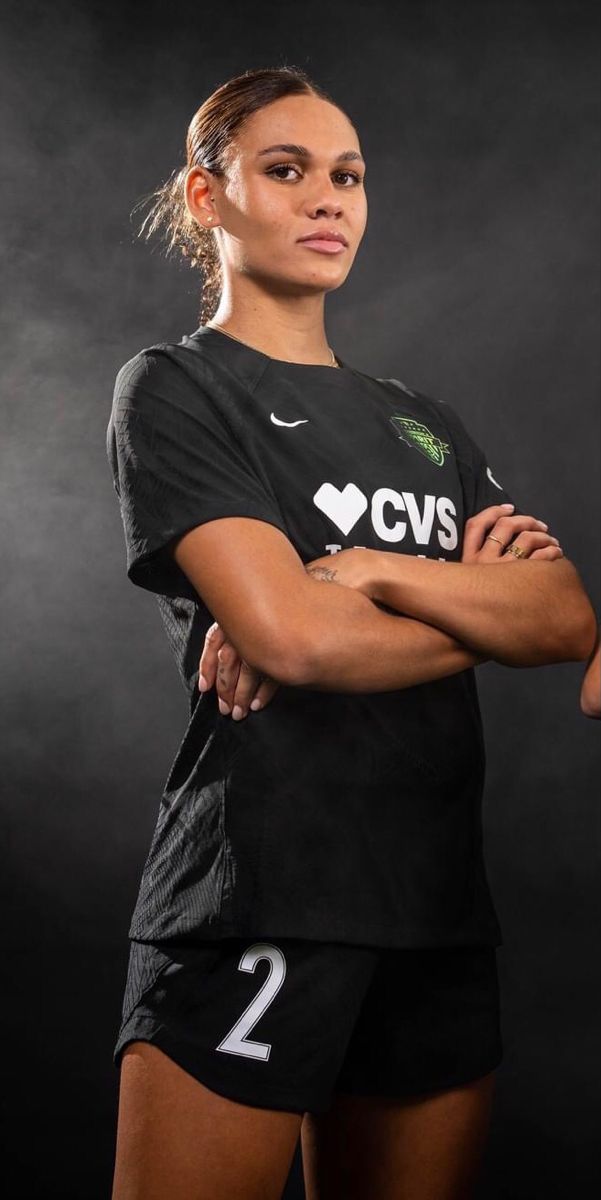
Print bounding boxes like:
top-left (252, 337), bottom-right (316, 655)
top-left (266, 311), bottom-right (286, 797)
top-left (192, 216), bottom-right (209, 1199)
top-left (113, 937), bottom-right (503, 1115)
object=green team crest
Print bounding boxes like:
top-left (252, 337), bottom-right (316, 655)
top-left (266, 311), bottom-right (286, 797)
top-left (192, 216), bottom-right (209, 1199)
top-left (390, 414), bottom-right (451, 467)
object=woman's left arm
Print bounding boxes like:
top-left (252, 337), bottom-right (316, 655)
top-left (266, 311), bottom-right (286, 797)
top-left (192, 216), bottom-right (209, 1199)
top-left (381, 390), bottom-right (597, 666)
top-left (372, 553), bottom-right (596, 667)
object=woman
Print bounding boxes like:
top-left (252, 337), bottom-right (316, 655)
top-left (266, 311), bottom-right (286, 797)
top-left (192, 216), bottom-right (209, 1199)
top-left (106, 66), bottom-right (596, 1200)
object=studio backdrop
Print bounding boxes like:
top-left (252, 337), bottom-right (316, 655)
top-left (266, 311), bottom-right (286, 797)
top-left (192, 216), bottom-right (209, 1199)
top-left (2, 2), bottom-right (599, 1198)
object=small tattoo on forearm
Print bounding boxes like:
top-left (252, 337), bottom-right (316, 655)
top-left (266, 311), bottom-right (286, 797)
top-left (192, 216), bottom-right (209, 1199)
top-left (306, 566), bottom-right (340, 584)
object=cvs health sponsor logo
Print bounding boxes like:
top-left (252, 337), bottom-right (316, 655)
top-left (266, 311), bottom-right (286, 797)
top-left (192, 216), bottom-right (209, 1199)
top-left (313, 482), bottom-right (458, 551)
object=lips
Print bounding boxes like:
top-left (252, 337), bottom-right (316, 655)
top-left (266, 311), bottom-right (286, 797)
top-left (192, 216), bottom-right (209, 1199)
top-left (298, 230), bottom-right (348, 246)
top-left (299, 239), bottom-right (346, 254)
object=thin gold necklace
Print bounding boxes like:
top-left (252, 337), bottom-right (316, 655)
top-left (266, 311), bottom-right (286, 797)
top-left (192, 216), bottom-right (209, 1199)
top-left (207, 322), bottom-right (340, 368)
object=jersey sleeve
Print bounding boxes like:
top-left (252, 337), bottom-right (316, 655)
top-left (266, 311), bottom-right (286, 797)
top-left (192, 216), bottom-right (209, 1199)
top-left (432, 396), bottom-right (524, 519)
top-left (106, 348), bottom-right (289, 599)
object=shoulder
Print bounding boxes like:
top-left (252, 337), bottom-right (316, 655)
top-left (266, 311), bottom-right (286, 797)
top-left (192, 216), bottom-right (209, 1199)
top-left (111, 340), bottom-right (217, 422)
top-left (114, 341), bottom-right (191, 394)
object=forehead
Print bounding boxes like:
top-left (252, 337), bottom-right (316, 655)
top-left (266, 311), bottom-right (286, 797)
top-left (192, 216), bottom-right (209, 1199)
top-left (234, 94), bottom-right (360, 156)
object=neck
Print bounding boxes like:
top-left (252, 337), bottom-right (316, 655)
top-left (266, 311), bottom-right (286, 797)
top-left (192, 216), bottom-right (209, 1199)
top-left (207, 282), bottom-right (334, 366)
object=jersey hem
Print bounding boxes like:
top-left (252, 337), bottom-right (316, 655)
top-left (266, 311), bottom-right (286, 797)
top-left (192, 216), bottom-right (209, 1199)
top-left (126, 920), bottom-right (504, 952)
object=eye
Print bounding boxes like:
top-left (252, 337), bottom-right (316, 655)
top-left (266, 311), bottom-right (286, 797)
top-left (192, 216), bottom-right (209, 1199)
top-left (334, 170), bottom-right (363, 186)
top-left (266, 163), bottom-right (363, 185)
top-left (266, 163), bottom-right (303, 181)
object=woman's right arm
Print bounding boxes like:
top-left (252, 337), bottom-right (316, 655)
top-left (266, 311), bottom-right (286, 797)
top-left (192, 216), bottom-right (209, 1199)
top-left (174, 514), bottom-right (483, 701)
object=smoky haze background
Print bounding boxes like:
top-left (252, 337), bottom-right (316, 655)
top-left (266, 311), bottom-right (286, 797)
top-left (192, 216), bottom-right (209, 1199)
top-left (1, 1), bottom-right (599, 1197)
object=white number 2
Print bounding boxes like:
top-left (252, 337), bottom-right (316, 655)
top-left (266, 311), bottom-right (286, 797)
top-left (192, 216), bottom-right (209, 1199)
top-left (216, 943), bottom-right (287, 1062)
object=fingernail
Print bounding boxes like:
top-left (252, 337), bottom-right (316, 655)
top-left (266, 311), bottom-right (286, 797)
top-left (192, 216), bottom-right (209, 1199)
top-left (218, 699), bottom-right (230, 715)
top-left (198, 674), bottom-right (208, 691)
top-left (232, 705), bottom-right (244, 721)
top-left (538, 521), bottom-right (549, 529)
top-left (250, 698), bottom-right (262, 711)
top-left (501, 503), bottom-right (514, 509)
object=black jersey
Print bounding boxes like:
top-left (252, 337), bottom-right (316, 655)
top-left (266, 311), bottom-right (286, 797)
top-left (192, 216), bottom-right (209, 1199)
top-left (106, 324), bottom-right (520, 950)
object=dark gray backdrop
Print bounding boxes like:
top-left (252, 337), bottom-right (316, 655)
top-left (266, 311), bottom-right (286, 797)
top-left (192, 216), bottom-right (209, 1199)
top-left (2, 1), bottom-right (599, 1197)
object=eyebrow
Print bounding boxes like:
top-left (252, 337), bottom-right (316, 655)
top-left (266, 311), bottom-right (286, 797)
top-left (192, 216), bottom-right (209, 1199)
top-left (256, 143), bottom-right (365, 164)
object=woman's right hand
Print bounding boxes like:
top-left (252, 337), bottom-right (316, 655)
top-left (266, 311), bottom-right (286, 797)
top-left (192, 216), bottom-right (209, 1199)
top-left (462, 504), bottom-right (563, 563)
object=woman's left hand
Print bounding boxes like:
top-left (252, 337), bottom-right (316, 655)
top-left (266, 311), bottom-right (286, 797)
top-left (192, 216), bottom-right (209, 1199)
top-left (197, 620), bottom-right (280, 719)
top-left (197, 550), bottom-right (378, 717)
top-left (462, 504), bottom-right (563, 563)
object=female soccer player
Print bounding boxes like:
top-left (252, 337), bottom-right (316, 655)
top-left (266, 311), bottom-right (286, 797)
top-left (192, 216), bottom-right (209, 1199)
top-left (106, 66), bottom-right (596, 1200)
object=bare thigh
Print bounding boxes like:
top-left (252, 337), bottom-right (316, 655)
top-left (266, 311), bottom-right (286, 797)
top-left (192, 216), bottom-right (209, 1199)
top-left (111, 1040), bottom-right (303, 1200)
top-left (301, 1070), bottom-right (497, 1200)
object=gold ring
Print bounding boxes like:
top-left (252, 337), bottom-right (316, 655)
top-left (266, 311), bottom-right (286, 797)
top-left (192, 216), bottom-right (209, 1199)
top-left (486, 534), bottom-right (505, 547)
top-left (505, 543), bottom-right (526, 558)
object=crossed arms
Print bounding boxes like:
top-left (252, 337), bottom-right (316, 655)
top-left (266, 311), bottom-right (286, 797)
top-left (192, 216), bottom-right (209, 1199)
top-left (170, 503), bottom-right (597, 715)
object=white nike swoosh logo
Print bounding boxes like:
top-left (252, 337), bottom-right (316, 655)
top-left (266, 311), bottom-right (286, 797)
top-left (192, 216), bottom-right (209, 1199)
top-left (270, 412), bottom-right (309, 427)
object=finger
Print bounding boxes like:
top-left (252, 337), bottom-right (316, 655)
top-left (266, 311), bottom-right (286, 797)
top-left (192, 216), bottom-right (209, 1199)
top-left (198, 621), bottom-right (227, 691)
top-left (462, 504), bottom-right (516, 559)
top-left (504, 531), bottom-right (560, 556)
top-left (215, 643), bottom-right (243, 715)
top-left (494, 514), bottom-right (549, 538)
top-left (229, 662), bottom-right (272, 721)
top-left (528, 546), bottom-right (564, 560)
top-left (249, 676), bottom-right (280, 713)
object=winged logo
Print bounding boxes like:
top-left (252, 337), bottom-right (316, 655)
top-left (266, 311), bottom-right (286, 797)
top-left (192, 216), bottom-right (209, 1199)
top-left (390, 415), bottom-right (451, 467)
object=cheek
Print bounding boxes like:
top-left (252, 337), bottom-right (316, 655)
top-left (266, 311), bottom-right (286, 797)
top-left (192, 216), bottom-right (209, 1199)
top-left (352, 196), bottom-right (368, 234)
top-left (237, 178), bottom-right (286, 224)
top-left (237, 193), bottom-right (294, 265)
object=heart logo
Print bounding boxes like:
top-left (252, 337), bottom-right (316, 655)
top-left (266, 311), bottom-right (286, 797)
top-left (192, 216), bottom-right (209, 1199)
top-left (313, 482), bottom-right (369, 535)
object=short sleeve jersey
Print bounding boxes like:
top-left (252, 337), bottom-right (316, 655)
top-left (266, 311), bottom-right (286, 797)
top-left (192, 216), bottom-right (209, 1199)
top-left (106, 324), bottom-right (520, 950)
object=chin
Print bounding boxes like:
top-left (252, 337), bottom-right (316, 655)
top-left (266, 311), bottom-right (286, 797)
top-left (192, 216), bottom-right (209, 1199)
top-left (254, 262), bottom-right (348, 295)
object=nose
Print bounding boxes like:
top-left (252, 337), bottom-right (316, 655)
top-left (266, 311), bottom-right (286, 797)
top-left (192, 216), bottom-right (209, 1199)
top-left (304, 177), bottom-right (344, 219)
top-left (307, 197), bottom-right (343, 220)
